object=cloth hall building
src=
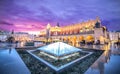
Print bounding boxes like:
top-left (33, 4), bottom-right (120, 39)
top-left (36, 17), bottom-right (109, 46)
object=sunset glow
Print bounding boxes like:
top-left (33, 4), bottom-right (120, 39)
top-left (0, 0), bottom-right (120, 33)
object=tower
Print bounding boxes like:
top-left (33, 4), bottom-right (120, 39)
top-left (46, 23), bottom-right (51, 41)
top-left (11, 29), bottom-right (14, 34)
top-left (94, 17), bottom-right (106, 44)
top-left (7, 30), bottom-right (15, 43)
top-left (57, 22), bottom-right (60, 27)
top-left (55, 23), bottom-right (60, 36)
top-left (95, 16), bottom-right (101, 28)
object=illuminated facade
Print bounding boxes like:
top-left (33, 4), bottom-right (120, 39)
top-left (0, 31), bottom-right (9, 41)
top-left (12, 32), bottom-right (35, 42)
top-left (109, 31), bottom-right (120, 43)
top-left (36, 17), bottom-right (108, 45)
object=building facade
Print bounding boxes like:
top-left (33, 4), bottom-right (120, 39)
top-left (109, 31), bottom-right (120, 43)
top-left (13, 32), bottom-right (35, 42)
top-left (0, 31), bottom-right (10, 42)
top-left (36, 17), bottom-right (108, 46)
top-left (0, 30), bottom-right (35, 42)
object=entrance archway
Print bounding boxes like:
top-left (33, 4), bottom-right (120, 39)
top-left (99, 36), bottom-right (105, 44)
top-left (79, 36), bottom-right (84, 42)
top-left (63, 37), bottom-right (67, 42)
top-left (86, 35), bottom-right (94, 43)
top-left (68, 36), bottom-right (71, 44)
top-left (72, 36), bottom-right (77, 46)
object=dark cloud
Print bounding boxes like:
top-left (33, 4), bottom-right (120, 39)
top-left (0, 0), bottom-right (120, 32)
top-left (31, 25), bottom-right (44, 29)
top-left (0, 0), bottom-right (34, 21)
top-left (102, 18), bottom-right (120, 31)
top-left (0, 20), bottom-right (14, 25)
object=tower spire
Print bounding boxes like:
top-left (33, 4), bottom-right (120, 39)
top-left (11, 29), bottom-right (14, 34)
top-left (57, 22), bottom-right (60, 27)
top-left (46, 23), bottom-right (51, 29)
top-left (96, 16), bottom-right (100, 23)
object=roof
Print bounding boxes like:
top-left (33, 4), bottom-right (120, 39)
top-left (37, 42), bottom-right (81, 56)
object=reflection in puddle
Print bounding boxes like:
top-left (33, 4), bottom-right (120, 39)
top-left (85, 44), bottom-right (120, 74)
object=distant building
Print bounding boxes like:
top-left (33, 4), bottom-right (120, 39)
top-left (109, 31), bottom-right (120, 43)
top-left (37, 17), bottom-right (108, 46)
top-left (0, 31), bottom-right (10, 42)
top-left (13, 32), bottom-right (35, 42)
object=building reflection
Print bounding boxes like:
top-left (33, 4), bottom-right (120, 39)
top-left (90, 45), bottom-right (111, 74)
top-left (8, 43), bottom-right (13, 54)
top-left (9, 48), bottom-right (12, 54)
top-left (98, 61), bottom-right (104, 74)
top-left (87, 43), bottom-right (120, 74)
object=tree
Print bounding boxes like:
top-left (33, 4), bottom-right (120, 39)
top-left (7, 36), bottom-right (15, 43)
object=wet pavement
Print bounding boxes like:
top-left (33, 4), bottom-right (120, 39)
top-left (0, 47), bottom-right (30, 74)
top-left (0, 42), bottom-right (120, 74)
top-left (85, 44), bottom-right (120, 74)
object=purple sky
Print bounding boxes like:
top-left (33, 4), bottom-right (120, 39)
top-left (0, 0), bottom-right (120, 34)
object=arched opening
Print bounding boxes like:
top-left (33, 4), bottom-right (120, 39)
top-left (48, 38), bottom-right (52, 43)
top-left (86, 35), bottom-right (94, 44)
top-left (68, 36), bottom-right (72, 45)
top-left (67, 37), bottom-right (70, 42)
top-left (79, 36), bottom-right (84, 42)
top-left (63, 37), bottom-right (67, 42)
top-left (99, 36), bottom-right (105, 44)
top-left (72, 36), bottom-right (77, 46)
